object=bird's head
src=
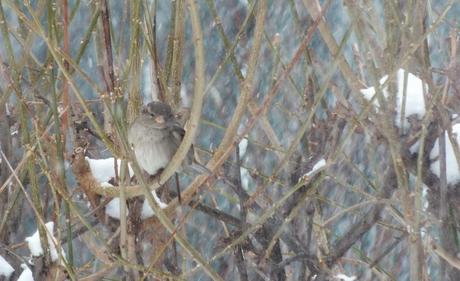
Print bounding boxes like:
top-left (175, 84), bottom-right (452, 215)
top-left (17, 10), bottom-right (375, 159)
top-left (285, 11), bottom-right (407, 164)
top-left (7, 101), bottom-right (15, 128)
top-left (142, 101), bottom-right (174, 125)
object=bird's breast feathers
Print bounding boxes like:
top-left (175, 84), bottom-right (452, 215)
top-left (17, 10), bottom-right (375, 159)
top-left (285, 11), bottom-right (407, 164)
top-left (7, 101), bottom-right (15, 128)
top-left (129, 123), bottom-right (175, 175)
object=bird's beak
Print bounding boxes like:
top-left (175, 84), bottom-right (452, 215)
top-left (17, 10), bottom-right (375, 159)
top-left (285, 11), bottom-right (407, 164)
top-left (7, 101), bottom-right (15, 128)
top-left (155, 115), bottom-right (165, 124)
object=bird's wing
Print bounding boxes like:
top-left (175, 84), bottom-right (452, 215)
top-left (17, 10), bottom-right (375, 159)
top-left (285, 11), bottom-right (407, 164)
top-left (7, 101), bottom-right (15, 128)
top-left (167, 123), bottom-right (194, 165)
top-left (167, 123), bottom-right (185, 141)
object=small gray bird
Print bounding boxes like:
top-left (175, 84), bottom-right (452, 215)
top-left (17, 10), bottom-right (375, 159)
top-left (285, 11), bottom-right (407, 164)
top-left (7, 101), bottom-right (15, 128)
top-left (128, 101), bottom-right (203, 176)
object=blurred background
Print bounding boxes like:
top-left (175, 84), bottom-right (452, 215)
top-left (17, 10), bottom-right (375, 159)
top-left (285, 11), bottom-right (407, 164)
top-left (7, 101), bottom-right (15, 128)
top-left (1, 0), bottom-right (460, 280)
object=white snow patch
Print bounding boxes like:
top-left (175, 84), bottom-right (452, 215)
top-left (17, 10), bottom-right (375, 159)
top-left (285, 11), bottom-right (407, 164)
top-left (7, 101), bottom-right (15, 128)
top-left (210, 87), bottom-right (222, 108)
top-left (0, 255), bottom-right (14, 278)
top-left (409, 140), bottom-right (420, 154)
top-left (360, 69), bottom-right (427, 129)
top-left (180, 84), bottom-right (191, 107)
top-left (85, 157), bottom-right (133, 183)
top-left (241, 64), bottom-right (248, 79)
top-left (100, 181), bottom-right (115, 188)
top-left (240, 167), bottom-right (251, 190)
top-left (141, 191), bottom-right (168, 219)
top-left (17, 264), bottom-right (33, 281)
top-left (335, 273), bottom-right (357, 281)
top-left (105, 198), bottom-right (128, 219)
top-left (299, 158), bottom-right (326, 182)
top-left (422, 184), bottom-right (429, 211)
top-left (239, 138), bottom-right (248, 157)
top-left (430, 123), bottom-right (460, 184)
top-left (25, 222), bottom-right (66, 262)
top-left (310, 159), bottom-right (326, 174)
top-left (105, 191), bottom-right (167, 220)
top-left (5, 104), bottom-right (10, 116)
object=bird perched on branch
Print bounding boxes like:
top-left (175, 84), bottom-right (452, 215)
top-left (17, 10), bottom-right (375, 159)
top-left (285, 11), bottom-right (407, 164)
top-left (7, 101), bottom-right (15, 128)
top-left (128, 101), bottom-right (207, 177)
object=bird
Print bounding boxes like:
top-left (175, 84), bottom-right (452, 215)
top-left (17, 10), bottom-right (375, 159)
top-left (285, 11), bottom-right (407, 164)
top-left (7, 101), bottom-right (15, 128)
top-left (127, 101), bottom-right (206, 177)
